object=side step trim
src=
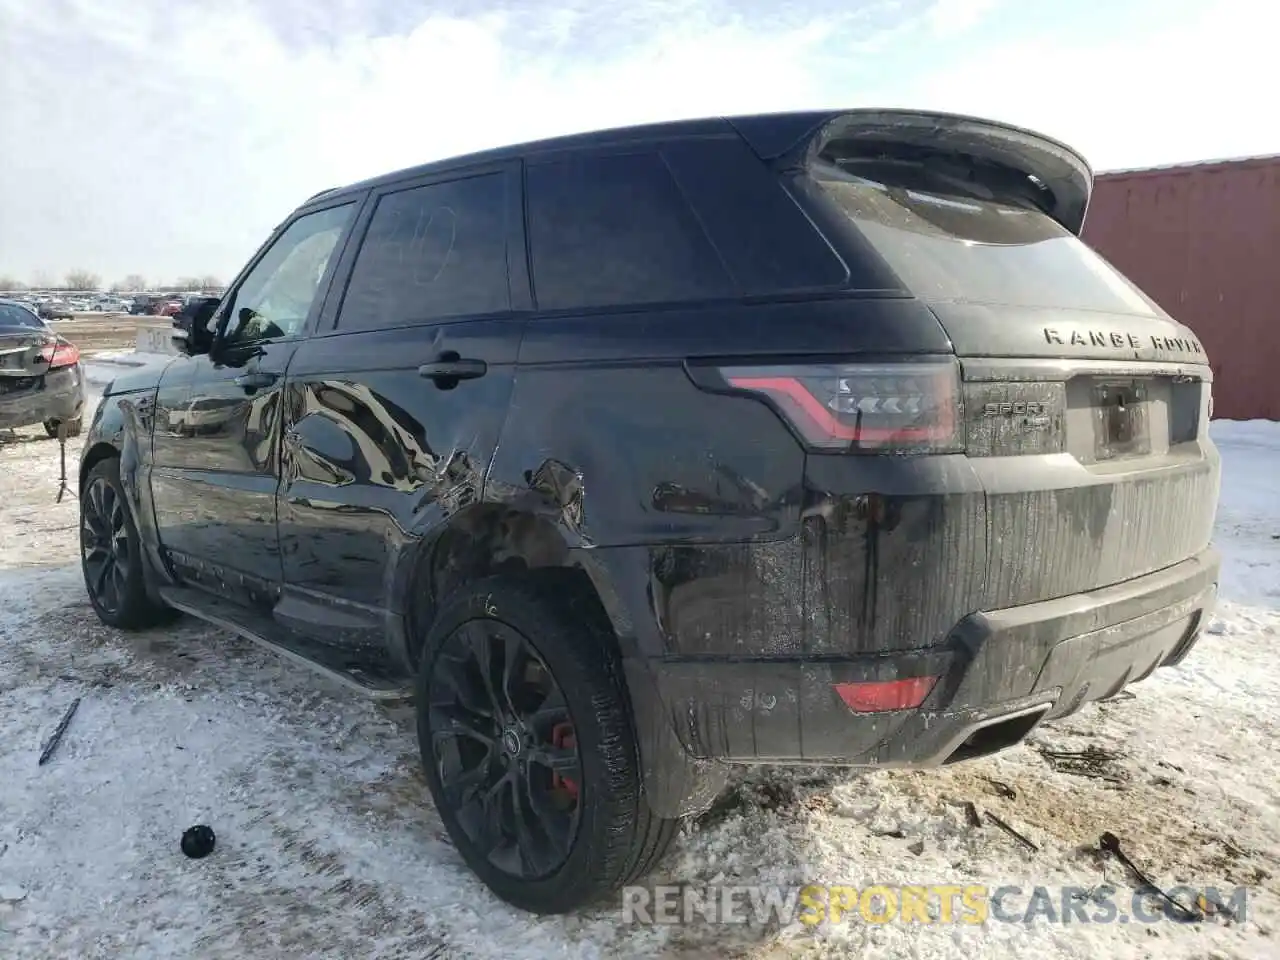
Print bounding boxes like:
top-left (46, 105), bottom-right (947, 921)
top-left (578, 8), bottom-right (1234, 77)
top-left (159, 586), bottom-right (412, 702)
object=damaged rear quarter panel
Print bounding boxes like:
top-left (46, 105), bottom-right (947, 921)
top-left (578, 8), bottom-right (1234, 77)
top-left (487, 348), bottom-right (805, 661)
top-left (491, 299), bottom-right (976, 663)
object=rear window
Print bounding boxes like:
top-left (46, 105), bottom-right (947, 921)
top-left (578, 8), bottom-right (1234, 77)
top-left (809, 162), bottom-right (1159, 316)
top-left (0, 304), bottom-right (43, 329)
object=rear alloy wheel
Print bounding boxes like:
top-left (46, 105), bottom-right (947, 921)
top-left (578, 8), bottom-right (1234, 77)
top-left (417, 574), bottom-right (678, 914)
top-left (79, 458), bottom-right (172, 629)
top-left (428, 619), bottom-right (581, 879)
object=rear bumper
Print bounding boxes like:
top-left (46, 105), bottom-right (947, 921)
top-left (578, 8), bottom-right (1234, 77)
top-left (638, 547), bottom-right (1218, 765)
top-left (0, 366), bottom-right (86, 429)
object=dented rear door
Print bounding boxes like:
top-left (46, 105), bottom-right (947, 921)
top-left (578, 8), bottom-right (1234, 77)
top-left (276, 162), bottom-right (528, 633)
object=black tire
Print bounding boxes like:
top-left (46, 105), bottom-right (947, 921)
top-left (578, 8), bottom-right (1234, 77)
top-left (79, 457), bottom-right (173, 629)
top-left (44, 416), bottom-right (82, 439)
top-left (416, 572), bottom-right (678, 914)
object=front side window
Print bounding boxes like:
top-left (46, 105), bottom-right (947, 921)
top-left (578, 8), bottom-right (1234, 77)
top-left (220, 203), bottom-right (355, 346)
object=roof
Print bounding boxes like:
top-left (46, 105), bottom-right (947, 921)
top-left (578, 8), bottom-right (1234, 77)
top-left (1097, 153), bottom-right (1280, 180)
top-left (309, 109), bottom-right (1091, 213)
top-left (313, 113), bottom-right (805, 203)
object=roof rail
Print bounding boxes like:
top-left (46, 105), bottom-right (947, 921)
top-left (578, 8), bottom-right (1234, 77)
top-left (305, 187), bottom-right (336, 201)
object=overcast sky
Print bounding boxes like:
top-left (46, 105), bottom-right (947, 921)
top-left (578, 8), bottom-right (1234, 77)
top-left (0, 0), bottom-right (1271, 286)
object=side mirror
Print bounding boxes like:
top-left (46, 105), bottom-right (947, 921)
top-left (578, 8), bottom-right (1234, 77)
top-left (171, 327), bottom-right (194, 356)
top-left (172, 298), bottom-right (221, 357)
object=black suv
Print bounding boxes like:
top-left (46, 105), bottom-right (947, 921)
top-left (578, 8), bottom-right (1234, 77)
top-left (78, 109), bottom-right (1221, 914)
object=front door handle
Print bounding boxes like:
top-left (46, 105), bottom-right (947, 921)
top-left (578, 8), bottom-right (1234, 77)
top-left (418, 355), bottom-right (487, 385)
top-left (234, 371), bottom-right (278, 393)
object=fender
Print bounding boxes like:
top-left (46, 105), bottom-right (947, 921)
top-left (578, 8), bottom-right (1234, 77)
top-left (80, 382), bottom-right (179, 601)
top-left (380, 455), bottom-right (601, 671)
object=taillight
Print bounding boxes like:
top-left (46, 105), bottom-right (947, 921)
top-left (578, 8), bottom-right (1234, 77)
top-left (42, 340), bottom-right (81, 369)
top-left (719, 358), bottom-right (962, 453)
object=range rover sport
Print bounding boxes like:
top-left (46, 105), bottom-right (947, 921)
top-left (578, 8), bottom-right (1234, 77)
top-left (78, 109), bottom-right (1220, 914)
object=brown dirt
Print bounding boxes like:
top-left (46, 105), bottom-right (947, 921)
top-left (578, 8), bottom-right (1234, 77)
top-left (49, 313), bottom-right (140, 353)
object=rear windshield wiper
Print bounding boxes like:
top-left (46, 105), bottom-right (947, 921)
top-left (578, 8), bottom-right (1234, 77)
top-left (826, 150), bottom-right (1054, 215)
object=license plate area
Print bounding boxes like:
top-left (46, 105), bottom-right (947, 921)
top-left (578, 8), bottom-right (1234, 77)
top-left (0, 375), bottom-right (39, 395)
top-left (1092, 379), bottom-right (1151, 461)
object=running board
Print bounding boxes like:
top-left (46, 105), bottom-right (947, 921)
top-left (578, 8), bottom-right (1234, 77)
top-left (158, 586), bottom-right (412, 702)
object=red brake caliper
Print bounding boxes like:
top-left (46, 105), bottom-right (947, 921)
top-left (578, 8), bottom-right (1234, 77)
top-left (550, 721), bottom-right (579, 800)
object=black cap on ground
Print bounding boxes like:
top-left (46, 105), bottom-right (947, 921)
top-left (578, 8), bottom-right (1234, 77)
top-left (181, 825), bottom-right (216, 859)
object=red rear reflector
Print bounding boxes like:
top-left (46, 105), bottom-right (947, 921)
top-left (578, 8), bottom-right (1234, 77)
top-left (833, 676), bottom-right (937, 713)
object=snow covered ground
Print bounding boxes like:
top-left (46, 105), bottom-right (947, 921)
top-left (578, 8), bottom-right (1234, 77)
top-left (1, 380), bottom-right (1277, 958)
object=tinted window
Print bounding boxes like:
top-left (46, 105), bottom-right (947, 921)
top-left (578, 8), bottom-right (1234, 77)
top-left (221, 203), bottom-right (355, 346)
top-left (527, 152), bottom-right (732, 311)
top-left (338, 174), bottom-right (510, 332)
top-left (809, 162), bottom-right (1159, 316)
top-left (0, 303), bottom-right (44, 329)
top-left (661, 138), bottom-right (849, 295)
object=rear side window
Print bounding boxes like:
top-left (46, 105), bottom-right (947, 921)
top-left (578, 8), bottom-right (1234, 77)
top-left (808, 162), bottom-right (1159, 316)
top-left (338, 173), bottom-right (510, 332)
top-left (0, 304), bottom-right (43, 329)
top-left (526, 152), bottom-right (733, 311)
top-left (660, 138), bottom-right (850, 295)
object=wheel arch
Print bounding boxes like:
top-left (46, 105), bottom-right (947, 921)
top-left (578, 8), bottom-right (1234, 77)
top-left (395, 501), bottom-right (630, 670)
top-left (78, 391), bottom-right (177, 601)
top-left (79, 440), bottom-right (120, 491)
top-left (394, 500), bottom-right (728, 820)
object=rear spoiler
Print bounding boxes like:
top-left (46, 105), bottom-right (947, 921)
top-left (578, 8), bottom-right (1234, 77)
top-left (729, 109), bottom-right (1093, 236)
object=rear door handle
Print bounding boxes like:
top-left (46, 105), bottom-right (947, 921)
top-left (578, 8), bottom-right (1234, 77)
top-left (234, 371), bottom-right (278, 393)
top-left (418, 356), bottom-right (487, 384)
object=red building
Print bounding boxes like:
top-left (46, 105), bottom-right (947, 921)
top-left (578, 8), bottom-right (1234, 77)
top-left (1082, 155), bottom-right (1280, 421)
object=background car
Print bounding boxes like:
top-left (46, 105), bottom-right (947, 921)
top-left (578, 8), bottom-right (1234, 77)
top-left (38, 301), bottom-right (75, 321)
top-left (0, 298), bottom-right (86, 437)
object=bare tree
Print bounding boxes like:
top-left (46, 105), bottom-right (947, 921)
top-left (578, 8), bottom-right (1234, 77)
top-left (65, 269), bottom-right (101, 291)
top-left (0, 275), bottom-right (26, 291)
top-left (174, 276), bottom-right (202, 290)
top-left (112, 274), bottom-right (147, 292)
top-left (198, 274), bottom-right (223, 291)
top-left (30, 270), bottom-right (53, 290)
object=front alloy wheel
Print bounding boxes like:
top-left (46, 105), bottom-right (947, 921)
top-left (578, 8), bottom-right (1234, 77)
top-left (81, 474), bottom-right (130, 616)
top-left (78, 457), bottom-right (174, 629)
